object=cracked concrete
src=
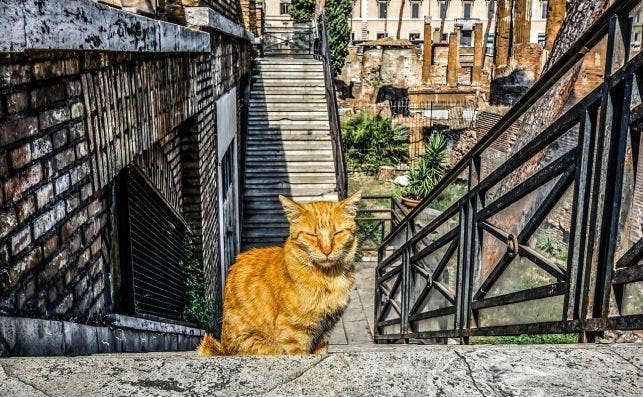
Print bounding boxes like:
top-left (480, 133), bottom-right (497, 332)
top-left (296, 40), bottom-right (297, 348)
top-left (0, 344), bottom-right (641, 396)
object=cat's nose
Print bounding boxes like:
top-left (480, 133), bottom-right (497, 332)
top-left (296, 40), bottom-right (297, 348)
top-left (321, 245), bottom-right (332, 256)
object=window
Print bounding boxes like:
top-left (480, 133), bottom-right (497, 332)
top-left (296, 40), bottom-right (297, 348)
top-left (487, 33), bottom-right (495, 49)
top-left (634, 32), bottom-right (640, 42)
top-left (351, 32), bottom-right (356, 42)
top-left (439, 1), bottom-right (447, 19)
top-left (377, 32), bottom-right (388, 39)
top-left (463, 1), bottom-right (472, 19)
top-left (541, 1), bottom-right (548, 19)
top-left (280, 2), bottom-right (290, 15)
top-left (460, 30), bottom-right (472, 46)
top-left (379, 1), bottom-right (387, 18)
top-left (409, 32), bottom-right (421, 41)
top-left (411, 2), bottom-right (420, 19)
top-left (538, 33), bottom-right (546, 45)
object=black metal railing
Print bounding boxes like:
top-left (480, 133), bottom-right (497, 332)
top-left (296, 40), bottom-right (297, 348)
top-left (356, 196), bottom-right (408, 260)
top-left (315, 13), bottom-right (348, 199)
top-left (375, 0), bottom-right (643, 343)
top-left (261, 25), bottom-right (317, 57)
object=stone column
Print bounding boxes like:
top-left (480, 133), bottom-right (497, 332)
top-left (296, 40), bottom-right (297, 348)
top-left (422, 19), bottom-right (433, 85)
top-left (472, 23), bottom-right (483, 85)
top-left (495, 0), bottom-right (511, 68)
top-left (545, 0), bottom-right (566, 53)
top-left (447, 28), bottom-right (460, 88)
top-left (514, 0), bottom-right (532, 45)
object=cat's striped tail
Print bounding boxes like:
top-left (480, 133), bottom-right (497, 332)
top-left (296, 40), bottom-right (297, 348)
top-left (197, 333), bottom-right (227, 356)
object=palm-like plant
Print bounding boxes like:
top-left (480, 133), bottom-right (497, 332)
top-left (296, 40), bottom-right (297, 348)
top-left (342, 112), bottom-right (409, 174)
top-left (403, 133), bottom-right (448, 200)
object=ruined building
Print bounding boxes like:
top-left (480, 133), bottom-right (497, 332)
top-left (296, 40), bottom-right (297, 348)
top-left (0, 0), bottom-right (260, 355)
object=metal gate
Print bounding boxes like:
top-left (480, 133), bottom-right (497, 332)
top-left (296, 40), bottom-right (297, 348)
top-left (116, 165), bottom-right (189, 321)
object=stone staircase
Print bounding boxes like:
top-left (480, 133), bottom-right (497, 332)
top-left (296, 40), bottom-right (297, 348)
top-left (242, 58), bottom-right (339, 250)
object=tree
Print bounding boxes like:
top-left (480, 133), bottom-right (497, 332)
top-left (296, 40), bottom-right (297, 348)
top-left (290, 0), bottom-right (315, 23)
top-left (396, 0), bottom-right (406, 40)
top-left (289, 0), bottom-right (351, 75)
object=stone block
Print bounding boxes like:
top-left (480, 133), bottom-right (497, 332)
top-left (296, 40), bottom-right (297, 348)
top-left (0, 316), bottom-right (64, 357)
top-left (52, 129), bottom-right (68, 149)
top-left (32, 136), bottom-right (53, 160)
top-left (54, 294), bottom-right (73, 315)
top-left (55, 174), bottom-right (70, 195)
top-left (0, 117), bottom-right (39, 146)
top-left (35, 183), bottom-right (54, 209)
top-left (10, 226), bottom-right (31, 255)
top-left (39, 106), bottom-right (71, 130)
top-left (31, 83), bottom-right (66, 109)
top-left (70, 102), bottom-right (84, 119)
top-left (10, 143), bottom-right (32, 169)
top-left (62, 321), bottom-right (99, 356)
top-left (66, 80), bottom-right (82, 98)
top-left (3, 163), bottom-right (42, 202)
top-left (54, 148), bottom-right (75, 171)
top-left (6, 90), bottom-right (29, 114)
top-left (0, 208), bottom-right (17, 239)
top-left (43, 234), bottom-right (59, 258)
top-left (16, 195), bottom-right (36, 222)
top-left (33, 201), bottom-right (66, 240)
top-left (0, 64), bottom-right (32, 88)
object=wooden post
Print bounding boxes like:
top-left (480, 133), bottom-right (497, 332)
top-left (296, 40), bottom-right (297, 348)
top-left (495, 0), bottom-right (511, 68)
top-left (545, 0), bottom-right (566, 53)
top-left (422, 19), bottom-right (433, 85)
top-left (447, 28), bottom-right (460, 88)
top-left (514, 0), bottom-right (532, 45)
top-left (472, 23), bottom-right (484, 85)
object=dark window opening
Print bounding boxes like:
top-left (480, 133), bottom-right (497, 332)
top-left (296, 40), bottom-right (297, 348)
top-left (280, 2), bottom-right (290, 15)
top-left (409, 32), bottom-right (421, 41)
top-left (440, 1), bottom-right (447, 19)
top-left (379, 1), bottom-right (387, 18)
top-left (377, 32), bottom-right (388, 39)
top-left (463, 1), bottom-right (472, 19)
top-left (411, 2), bottom-right (420, 19)
top-left (460, 30), bottom-right (472, 46)
top-left (541, 1), bottom-right (548, 19)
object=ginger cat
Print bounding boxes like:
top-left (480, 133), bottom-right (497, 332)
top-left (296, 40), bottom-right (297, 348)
top-left (197, 192), bottom-right (361, 355)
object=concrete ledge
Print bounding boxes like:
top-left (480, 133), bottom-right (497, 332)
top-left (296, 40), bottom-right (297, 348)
top-left (0, 316), bottom-right (203, 357)
top-left (1, 0), bottom-right (210, 53)
top-left (0, 344), bottom-right (641, 395)
top-left (185, 7), bottom-right (255, 42)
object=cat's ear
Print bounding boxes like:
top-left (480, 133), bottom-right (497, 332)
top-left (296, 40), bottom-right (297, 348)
top-left (279, 195), bottom-right (305, 223)
top-left (339, 191), bottom-right (362, 217)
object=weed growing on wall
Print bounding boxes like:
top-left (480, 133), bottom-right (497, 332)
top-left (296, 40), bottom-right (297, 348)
top-left (182, 230), bottom-right (213, 330)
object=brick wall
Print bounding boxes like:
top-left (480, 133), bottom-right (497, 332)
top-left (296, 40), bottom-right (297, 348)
top-left (1, 33), bottom-right (250, 328)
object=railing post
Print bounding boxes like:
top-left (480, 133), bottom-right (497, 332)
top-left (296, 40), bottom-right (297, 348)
top-left (401, 247), bottom-right (412, 340)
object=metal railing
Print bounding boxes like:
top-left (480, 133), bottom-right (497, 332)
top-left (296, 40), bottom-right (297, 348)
top-left (375, 0), bottom-right (643, 343)
top-left (315, 14), bottom-right (349, 199)
top-left (261, 24), bottom-right (317, 57)
top-left (356, 196), bottom-right (408, 260)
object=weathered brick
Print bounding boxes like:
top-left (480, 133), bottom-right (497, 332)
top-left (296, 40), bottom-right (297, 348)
top-left (35, 183), bottom-right (54, 209)
top-left (39, 106), bottom-right (71, 130)
top-left (75, 142), bottom-right (89, 158)
top-left (54, 148), bottom-right (75, 170)
top-left (6, 90), bottom-right (29, 114)
top-left (16, 195), bottom-right (36, 222)
top-left (92, 275), bottom-right (105, 299)
top-left (42, 158), bottom-right (55, 180)
top-left (62, 209), bottom-right (87, 240)
top-left (80, 183), bottom-right (93, 201)
top-left (69, 122), bottom-right (85, 141)
top-left (0, 64), bottom-right (32, 87)
top-left (71, 102), bottom-right (84, 119)
top-left (31, 83), bottom-right (65, 109)
top-left (68, 232), bottom-right (82, 254)
top-left (0, 244), bottom-right (8, 267)
top-left (90, 237), bottom-right (102, 256)
top-left (43, 234), bottom-right (59, 258)
top-left (17, 279), bottom-right (36, 309)
top-left (3, 247), bottom-right (42, 293)
top-left (70, 162), bottom-right (89, 185)
top-left (64, 59), bottom-right (79, 76)
top-left (66, 193), bottom-right (80, 213)
top-left (11, 226), bottom-right (31, 255)
top-left (78, 248), bottom-right (90, 267)
top-left (54, 294), bottom-right (73, 315)
top-left (32, 136), bottom-right (53, 159)
top-left (0, 208), bottom-right (17, 239)
top-left (32, 61), bottom-right (52, 80)
top-left (87, 200), bottom-right (103, 217)
top-left (33, 201), bottom-right (65, 240)
top-left (52, 129), bottom-right (68, 149)
top-left (66, 80), bottom-right (82, 97)
top-left (48, 286), bottom-right (58, 304)
top-left (84, 218), bottom-right (101, 243)
top-left (4, 163), bottom-right (43, 202)
top-left (0, 117), bottom-right (39, 146)
top-left (10, 143), bottom-right (32, 169)
top-left (54, 174), bottom-right (70, 195)
top-left (0, 150), bottom-right (7, 176)
top-left (74, 275), bottom-right (89, 297)
top-left (52, 249), bottom-right (68, 271)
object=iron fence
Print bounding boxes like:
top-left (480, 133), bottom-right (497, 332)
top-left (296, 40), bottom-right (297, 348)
top-left (375, 0), bottom-right (643, 343)
top-left (356, 196), bottom-right (408, 261)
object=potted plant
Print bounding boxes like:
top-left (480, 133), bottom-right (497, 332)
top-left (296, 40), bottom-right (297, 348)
top-left (402, 133), bottom-right (448, 208)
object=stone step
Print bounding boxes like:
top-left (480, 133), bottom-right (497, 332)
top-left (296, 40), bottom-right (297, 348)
top-left (244, 186), bottom-right (337, 198)
top-left (251, 88), bottom-right (326, 94)
top-left (246, 133), bottom-right (330, 140)
top-left (242, 227), bottom-right (290, 239)
top-left (245, 154), bottom-right (333, 164)
top-left (244, 175), bottom-right (337, 185)
top-left (255, 75), bottom-right (324, 81)
top-left (247, 119), bottom-right (330, 127)
top-left (256, 58), bottom-right (323, 64)
top-left (242, 214), bottom-right (289, 225)
top-left (248, 110), bottom-right (329, 118)
top-left (245, 148), bottom-right (333, 157)
top-left (246, 141), bottom-right (333, 150)
top-left (249, 104), bottom-right (329, 112)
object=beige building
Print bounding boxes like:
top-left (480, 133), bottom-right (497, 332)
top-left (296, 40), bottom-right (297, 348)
top-left (263, 0), bottom-right (295, 29)
top-left (350, 0), bottom-right (548, 46)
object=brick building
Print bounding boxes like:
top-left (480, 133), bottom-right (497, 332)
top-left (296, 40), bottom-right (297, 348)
top-left (0, 0), bottom-right (259, 356)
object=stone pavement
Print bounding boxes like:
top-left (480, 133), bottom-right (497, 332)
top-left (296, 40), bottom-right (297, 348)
top-left (329, 261), bottom-right (376, 348)
top-left (1, 344), bottom-right (641, 396)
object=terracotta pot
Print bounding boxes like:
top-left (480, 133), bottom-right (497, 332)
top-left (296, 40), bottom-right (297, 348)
top-left (401, 196), bottom-right (421, 208)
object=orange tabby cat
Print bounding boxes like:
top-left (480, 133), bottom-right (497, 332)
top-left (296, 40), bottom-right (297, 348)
top-left (197, 192), bottom-right (360, 355)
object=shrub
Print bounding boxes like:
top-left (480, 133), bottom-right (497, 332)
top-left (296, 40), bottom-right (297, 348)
top-left (182, 231), bottom-right (213, 330)
top-left (403, 133), bottom-right (448, 200)
top-left (342, 112), bottom-right (409, 174)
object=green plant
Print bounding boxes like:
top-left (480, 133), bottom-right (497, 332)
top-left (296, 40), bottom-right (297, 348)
top-left (290, 0), bottom-right (315, 23)
top-left (536, 235), bottom-right (568, 264)
top-left (182, 231), bottom-right (213, 330)
top-left (470, 333), bottom-right (578, 345)
top-left (403, 133), bottom-right (448, 200)
top-left (342, 112), bottom-right (409, 175)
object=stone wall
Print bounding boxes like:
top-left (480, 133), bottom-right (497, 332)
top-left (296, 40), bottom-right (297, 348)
top-left (0, 0), bottom-right (253, 351)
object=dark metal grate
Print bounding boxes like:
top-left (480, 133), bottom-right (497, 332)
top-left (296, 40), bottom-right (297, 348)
top-left (116, 165), bottom-right (188, 321)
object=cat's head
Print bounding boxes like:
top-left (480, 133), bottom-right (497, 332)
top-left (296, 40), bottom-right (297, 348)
top-left (279, 192), bottom-right (362, 269)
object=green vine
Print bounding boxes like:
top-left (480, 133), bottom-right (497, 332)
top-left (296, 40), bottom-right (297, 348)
top-left (182, 230), bottom-right (213, 330)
